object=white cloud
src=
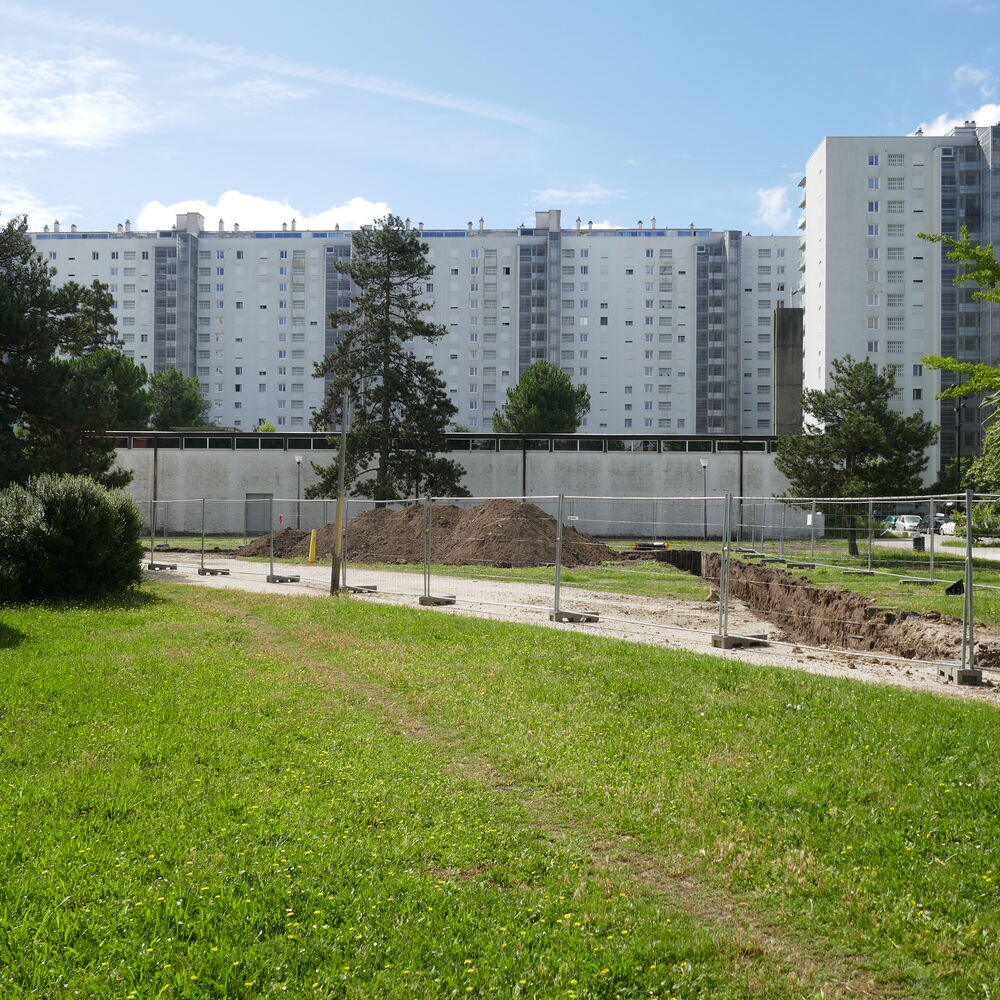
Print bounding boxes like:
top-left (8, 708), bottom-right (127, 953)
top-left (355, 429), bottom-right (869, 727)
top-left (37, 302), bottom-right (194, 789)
top-left (954, 64), bottom-right (996, 98)
top-left (0, 3), bottom-right (545, 131)
top-left (754, 187), bottom-right (793, 231)
top-left (531, 183), bottom-right (624, 205)
top-left (135, 191), bottom-right (391, 232)
top-left (0, 53), bottom-right (156, 148)
top-left (219, 79), bottom-right (315, 106)
top-left (914, 101), bottom-right (1000, 135)
top-left (0, 182), bottom-right (76, 226)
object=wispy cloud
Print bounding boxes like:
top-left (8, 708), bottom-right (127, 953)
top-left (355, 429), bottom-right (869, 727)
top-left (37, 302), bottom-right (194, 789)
top-left (219, 79), bottom-right (315, 106)
top-left (914, 101), bottom-right (1000, 135)
top-left (0, 3), bottom-right (546, 131)
top-left (954, 64), bottom-right (996, 98)
top-left (531, 183), bottom-right (624, 205)
top-left (135, 191), bottom-right (391, 231)
top-left (0, 182), bottom-right (76, 226)
top-left (754, 187), bottom-right (793, 231)
top-left (0, 53), bottom-right (157, 148)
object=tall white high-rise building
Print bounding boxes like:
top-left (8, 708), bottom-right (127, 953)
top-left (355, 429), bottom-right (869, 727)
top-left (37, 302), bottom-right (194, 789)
top-left (28, 210), bottom-right (799, 435)
top-left (800, 122), bottom-right (1000, 475)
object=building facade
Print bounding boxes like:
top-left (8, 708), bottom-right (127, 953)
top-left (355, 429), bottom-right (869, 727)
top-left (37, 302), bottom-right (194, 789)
top-left (800, 122), bottom-right (1000, 475)
top-left (29, 210), bottom-right (799, 436)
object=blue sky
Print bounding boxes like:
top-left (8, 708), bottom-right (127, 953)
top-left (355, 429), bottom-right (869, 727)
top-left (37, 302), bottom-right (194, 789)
top-left (1, 0), bottom-right (998, 235)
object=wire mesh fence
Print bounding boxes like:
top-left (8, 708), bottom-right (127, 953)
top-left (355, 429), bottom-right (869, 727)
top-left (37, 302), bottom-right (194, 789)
top-left (140, 490), bottom-right (996, 685)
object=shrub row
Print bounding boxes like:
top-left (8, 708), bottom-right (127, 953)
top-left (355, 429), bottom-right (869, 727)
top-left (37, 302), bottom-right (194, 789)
top-left (0, 475), bottom-right (144, 604)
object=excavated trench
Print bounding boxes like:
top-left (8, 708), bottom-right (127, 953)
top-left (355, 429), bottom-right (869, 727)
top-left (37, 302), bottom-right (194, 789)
top-left (656, 550), bottom-right (1000, 668)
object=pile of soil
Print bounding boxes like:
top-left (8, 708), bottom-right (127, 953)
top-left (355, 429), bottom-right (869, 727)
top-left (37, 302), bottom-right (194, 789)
top-left (236, 527), bottom-right (310, 558)
top-left (235, 499), bottom-right (613, 568)
top-left (658, 549), bottom-right (1000, 666)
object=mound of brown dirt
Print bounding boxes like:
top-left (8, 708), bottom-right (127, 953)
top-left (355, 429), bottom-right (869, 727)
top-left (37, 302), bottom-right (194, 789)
top-left (238, 499), bottom-right (614, 568)
top-left (236, 527), bottom-right (310, 558)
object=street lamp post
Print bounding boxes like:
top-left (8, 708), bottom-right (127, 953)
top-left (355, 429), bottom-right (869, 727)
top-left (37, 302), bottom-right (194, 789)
top-left (294, 455), bottom-right (303, 530)
top-left (699, 458), bottom-right (709, 541)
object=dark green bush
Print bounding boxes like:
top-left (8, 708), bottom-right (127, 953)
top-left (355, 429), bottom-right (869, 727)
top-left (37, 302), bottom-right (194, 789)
top-left (0, 474), bottom-right (144, 603)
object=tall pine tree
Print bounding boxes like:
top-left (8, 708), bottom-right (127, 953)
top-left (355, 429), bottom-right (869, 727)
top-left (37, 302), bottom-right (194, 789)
top-left (0, 216), bottom-right (135, 487)
top-left (309, 216), bottom-right (468, 501)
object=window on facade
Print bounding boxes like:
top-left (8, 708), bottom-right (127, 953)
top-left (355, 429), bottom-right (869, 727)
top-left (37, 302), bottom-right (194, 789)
top-left (868, 154), bottom-right (880, 166)
top-left (868, 177), bottom-right (879, 189)
top-left (867, 224), bottom-right (879, 236)
top-left (867, 340), bottom-right (879, 353)
top-left (867, 201), bottom-right (879, 213)
top-left (887, 177), bottom-right (904, 190)
top-left (887, 201), bottom-right (904, 213)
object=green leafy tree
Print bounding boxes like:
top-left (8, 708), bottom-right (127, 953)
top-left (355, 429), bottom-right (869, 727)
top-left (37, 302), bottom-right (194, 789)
top-left (147, 367), bottom-right (210, 430)
top-left (88, 349), bottom-right (151, 429)
top-left (254, 419), bottom-right (277, 433)
top-left (919, 226), bottom-right (1000, 492)
top-left (0, 216), bottom-right (132, 487)
top-left (775, 356), bottom-right (937, 555)
top-left (491, 360), bottom-right (590, 433)
top-left (308, 215), bottom-right (467, 501)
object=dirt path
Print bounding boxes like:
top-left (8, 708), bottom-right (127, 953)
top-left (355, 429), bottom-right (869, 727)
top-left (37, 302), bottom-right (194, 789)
top-left (199, 586), bottom-right (891, 999)
top-left (146, 553), bottom-right (1000, 707)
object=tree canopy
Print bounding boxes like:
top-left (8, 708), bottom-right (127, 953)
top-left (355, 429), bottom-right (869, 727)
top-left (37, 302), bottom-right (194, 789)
top-left (776, 356), bottom-right (937, 498)
top-left (0, 216), bottom-right (138, 487)
top-left (146, 367), bottom-right (210, 430)
top-left (919, 226), bottom-right (1000, 491)
top-left (491, 360), bottom-right (590, 434)
top-left (308, 215), bottom-right (467, 501)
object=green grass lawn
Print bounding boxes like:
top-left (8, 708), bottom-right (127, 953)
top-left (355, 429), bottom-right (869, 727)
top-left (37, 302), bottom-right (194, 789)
top-left (2, 585), bottom-right (999, 998)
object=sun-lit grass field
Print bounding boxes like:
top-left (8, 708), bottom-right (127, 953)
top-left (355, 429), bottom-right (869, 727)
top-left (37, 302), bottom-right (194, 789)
top-left (2, 583), bottom-right (1000, 998)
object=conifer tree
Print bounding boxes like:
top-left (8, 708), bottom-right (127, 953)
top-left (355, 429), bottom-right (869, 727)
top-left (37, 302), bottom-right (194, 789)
top-left (309, 216), bottom-right (467, 500)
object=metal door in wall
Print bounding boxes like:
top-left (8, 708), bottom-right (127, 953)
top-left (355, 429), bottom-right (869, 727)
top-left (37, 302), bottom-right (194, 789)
top-left (245, 493), bottom-right (273, 537)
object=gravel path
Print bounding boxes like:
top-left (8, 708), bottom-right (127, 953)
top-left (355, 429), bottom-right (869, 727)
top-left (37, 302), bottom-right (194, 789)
top-left (145, 552), bottom-right (1000, 707)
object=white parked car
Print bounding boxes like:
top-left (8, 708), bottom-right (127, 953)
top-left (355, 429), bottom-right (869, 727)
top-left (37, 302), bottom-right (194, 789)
top-left (940, 520), bottom-right (957, 536)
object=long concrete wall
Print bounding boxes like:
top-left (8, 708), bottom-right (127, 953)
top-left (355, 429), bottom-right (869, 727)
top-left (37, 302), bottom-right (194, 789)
top-left (116, 445), bottom-right (797, 538)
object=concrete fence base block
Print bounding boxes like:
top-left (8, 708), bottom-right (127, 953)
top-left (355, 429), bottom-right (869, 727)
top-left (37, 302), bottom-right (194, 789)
top-left (347, 585), bottom-right (377, 593)
top-left (845, 569), bottom-right (875, 576)
top-left (900, 578), bottom-right (934, 586)
top-left (786, 562), bottom-right (815, 569)
top-left (266, 574), bottom-right (301, 584)
top-left (712, 633), bottom-right (769, 649)
top-left (419, 595), bottom-right (456, 606)
top-left (147, 562), bottom-right (177, 571)
top-left (549, 610), bottom-right (600, 623)
top-left (198, 567), bottom-right (231, 576)
top-left (938, 663), bottom-right (983, 686)
top-left (761, 558), bottom-right (787, 564)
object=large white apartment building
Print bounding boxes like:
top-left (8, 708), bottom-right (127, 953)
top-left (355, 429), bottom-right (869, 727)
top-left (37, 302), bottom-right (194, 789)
top-left (29, 209), bottom-right (799, 435)
top-left (800, 122), bottom-right (1000, 475)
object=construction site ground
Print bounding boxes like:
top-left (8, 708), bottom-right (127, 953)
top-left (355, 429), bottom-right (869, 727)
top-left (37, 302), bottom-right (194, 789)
top-left (145, 551), bottom-right (1000, 708)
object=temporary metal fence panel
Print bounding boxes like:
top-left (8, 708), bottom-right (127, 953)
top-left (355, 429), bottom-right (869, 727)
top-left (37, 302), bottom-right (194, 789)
top-left (422, 494), bottom-right (561, 614)
top-left (140, 490), bottom-right (988, 684)
top-left (339, 496), bottom-right (427, 600)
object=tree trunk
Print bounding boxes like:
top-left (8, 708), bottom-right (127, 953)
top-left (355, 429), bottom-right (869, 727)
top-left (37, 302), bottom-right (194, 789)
top-left (847, 519), bottom-right (859, 557)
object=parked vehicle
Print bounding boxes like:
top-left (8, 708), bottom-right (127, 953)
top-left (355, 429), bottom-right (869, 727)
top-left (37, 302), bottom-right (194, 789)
top-left (893, 514), bottom-right (926, 534)
top-left (940, 520), bottom-right (958, 536)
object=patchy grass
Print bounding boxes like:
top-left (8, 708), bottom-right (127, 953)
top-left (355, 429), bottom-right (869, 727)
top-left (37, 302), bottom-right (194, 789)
top-left (2, 586), bottom-right (1000, 998)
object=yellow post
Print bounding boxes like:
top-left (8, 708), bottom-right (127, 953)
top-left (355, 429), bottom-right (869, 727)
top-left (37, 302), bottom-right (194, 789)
top-left (307, 529), bottom-right (317, 564)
